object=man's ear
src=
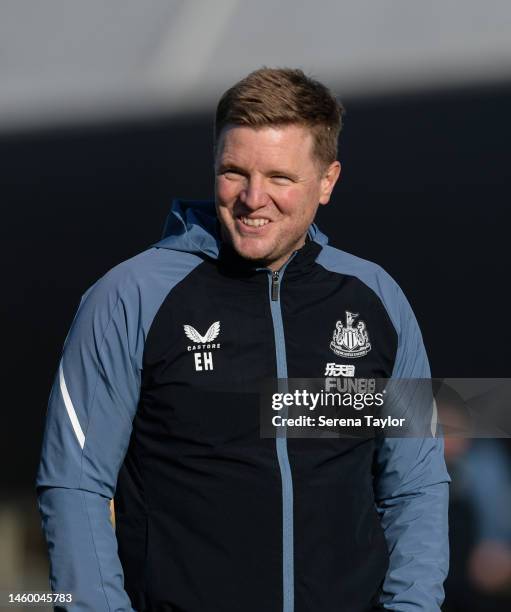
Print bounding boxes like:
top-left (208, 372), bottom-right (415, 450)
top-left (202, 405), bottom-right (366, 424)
top-left (319, 161), bottom-right (341, 205)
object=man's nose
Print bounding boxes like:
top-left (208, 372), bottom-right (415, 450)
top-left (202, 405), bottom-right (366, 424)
top-left (239, 177), bottom-right (269, 209)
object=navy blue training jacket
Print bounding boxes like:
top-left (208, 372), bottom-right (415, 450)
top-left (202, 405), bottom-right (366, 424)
top-left (37, 200), bottom-right (450, 611)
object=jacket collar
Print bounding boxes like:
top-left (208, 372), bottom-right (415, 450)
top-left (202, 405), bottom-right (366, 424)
top-left (217, 235), bottom-right (322, 276)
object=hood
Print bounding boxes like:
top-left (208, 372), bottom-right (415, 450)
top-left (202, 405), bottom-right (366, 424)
top-left (153, 199), bottom-right (329, 258)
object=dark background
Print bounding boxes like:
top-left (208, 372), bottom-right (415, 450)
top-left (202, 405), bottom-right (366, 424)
top-left (2, 81), bottom-right (510, 493)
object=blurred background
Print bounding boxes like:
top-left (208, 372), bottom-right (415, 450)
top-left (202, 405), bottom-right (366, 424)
top-left (1, 1), bottom-right (510, 609)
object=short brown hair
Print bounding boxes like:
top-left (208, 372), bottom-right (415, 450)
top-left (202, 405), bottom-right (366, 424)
top-left (214, 67), bottom-right (345, 169)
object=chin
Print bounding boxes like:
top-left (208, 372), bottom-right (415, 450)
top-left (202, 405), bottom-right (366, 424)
top-left (235, 246), bottom-right (271, 263)
top-left (231, 236), bottom-right (272, 260)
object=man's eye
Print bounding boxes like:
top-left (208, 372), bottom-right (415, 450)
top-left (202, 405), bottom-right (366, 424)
top-left (221, 169), bottom-right (244, 179)
top-left (271, 175), bottom-right (292, 183)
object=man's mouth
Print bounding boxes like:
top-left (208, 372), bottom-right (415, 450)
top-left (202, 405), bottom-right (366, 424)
top-left (239, 216), bottom-right (271, 227)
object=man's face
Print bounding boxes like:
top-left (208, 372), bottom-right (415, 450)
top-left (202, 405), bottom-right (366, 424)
top-left (215, 124), bottom-right (341, 270)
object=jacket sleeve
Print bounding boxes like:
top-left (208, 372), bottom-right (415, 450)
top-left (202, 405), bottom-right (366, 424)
top-left (36, 271), bottom-right (142, 611)
top-left (373, 285), bottom-right (450, 611)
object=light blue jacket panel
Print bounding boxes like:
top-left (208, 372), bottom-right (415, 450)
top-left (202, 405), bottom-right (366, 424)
top-left (36, 246), bottom-right (204, 611)
top-left (317, 244), bottom-right (450, 612)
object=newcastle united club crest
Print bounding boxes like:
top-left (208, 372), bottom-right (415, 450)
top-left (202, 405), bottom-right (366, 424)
top-left (330, 311), bottom-right (371, 358)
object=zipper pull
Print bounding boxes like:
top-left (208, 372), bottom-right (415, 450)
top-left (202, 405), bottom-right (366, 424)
top-left (271, 271), bottom-right (280, 301)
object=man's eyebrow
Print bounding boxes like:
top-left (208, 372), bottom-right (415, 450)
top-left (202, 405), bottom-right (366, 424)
top-left (216, 162), bottom-right (247, 174)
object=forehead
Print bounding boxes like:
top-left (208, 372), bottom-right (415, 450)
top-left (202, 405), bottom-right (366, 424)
top-left (216, 124), bottom-right (316, 169)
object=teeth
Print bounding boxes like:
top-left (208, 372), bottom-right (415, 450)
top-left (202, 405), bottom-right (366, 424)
top-left (240, 217), bottom-right (270, 227)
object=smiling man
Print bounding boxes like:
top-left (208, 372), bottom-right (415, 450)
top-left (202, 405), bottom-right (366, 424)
top-left (215, 123), bottom-right (340, 269)
top-left (37, 68), bottom-right (450, 611)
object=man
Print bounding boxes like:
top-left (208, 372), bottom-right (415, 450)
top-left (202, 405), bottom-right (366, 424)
top-left (37, 68), bottom-right (450, 611)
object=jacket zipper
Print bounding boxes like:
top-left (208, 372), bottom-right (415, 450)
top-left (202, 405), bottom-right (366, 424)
top-left (271, 271), bottom-right (280, 301)
top-left (266, 253), bottom-right (297, 612)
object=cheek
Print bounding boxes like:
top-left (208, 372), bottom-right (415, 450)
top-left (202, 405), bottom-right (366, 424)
top-left (273, 186), bottom-right (301, 209)
top-left (216, 177), bottom-right (240, 204)
top-left (278, 187), bottom-right (317, 220)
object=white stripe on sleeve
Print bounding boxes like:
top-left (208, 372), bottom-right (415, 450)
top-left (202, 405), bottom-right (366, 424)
top-left (59, 362), bottom-right (85, 449)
